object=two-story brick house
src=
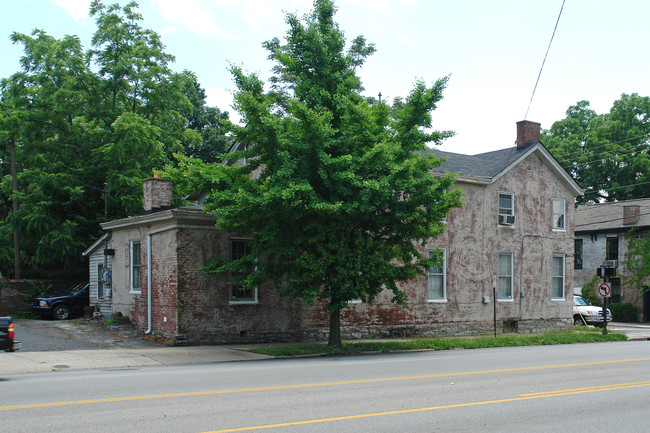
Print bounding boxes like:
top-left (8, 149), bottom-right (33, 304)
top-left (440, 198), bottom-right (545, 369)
top-left (86, 120), bottom-right (583, 343)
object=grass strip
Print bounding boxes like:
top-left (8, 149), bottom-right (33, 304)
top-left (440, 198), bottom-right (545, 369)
top-left (248, 328), bottom-right (627, 357)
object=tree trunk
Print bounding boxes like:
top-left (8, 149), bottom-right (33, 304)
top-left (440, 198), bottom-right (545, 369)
top-left (328, 307), bottom-right (342, 347)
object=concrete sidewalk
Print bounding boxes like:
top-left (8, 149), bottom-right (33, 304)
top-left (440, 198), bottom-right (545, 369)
top-left (3, 322), bottom-right (648, 375)
top-left (1, 344), bottom-right (272, 375)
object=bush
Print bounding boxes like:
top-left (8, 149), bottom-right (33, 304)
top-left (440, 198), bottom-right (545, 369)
top-left (581, 275), bottom-right (600, 305)
top-left (609, 302), bottom-right (639, 322)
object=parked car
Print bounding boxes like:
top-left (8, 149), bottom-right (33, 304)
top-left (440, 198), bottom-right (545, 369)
top-left (0, 316), bottom-right (20, 352)
top-left (573, 295), bottom-right (612, 326)
top-left (32, 282), bottom-right (90, 320)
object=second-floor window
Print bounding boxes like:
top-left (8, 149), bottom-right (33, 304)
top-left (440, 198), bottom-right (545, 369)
top-left (498, 192), bottom-right (515, 226)
top-left (552, 198), bottom-right (565, 231)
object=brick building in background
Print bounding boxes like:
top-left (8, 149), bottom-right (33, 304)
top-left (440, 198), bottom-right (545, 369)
top-left (574, 198), bottom-right (650, 321)
top-left (87, 121), bottom-right (584, 343)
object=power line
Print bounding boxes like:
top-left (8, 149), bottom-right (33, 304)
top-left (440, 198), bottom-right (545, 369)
top-left (575, 210), bottom-right (650, 229)
top-left (582, 182), bottom-right (650, 195)
top-left (550, 134), bottom-right (649, 159)
top-left (561, 148), bottom-right (650, 168)
top-left (524, 0), bottom-right (566, 120)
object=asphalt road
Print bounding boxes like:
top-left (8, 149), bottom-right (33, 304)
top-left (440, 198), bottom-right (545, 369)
top-left (2, 341), bottom-right (649, 432)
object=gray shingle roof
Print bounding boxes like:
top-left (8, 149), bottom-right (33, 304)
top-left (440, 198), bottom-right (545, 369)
top-left (422, 141), bottom-right (538, 179)
top-left (575, 198), bottom-right (650, 233)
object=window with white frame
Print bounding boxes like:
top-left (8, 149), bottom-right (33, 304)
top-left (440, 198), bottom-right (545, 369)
top-left (428, 249), bottom-right (446, 301)
top-left (230, 239), bottom-right (257, 303)
top-left (552, 198), bottom-right (565, 231)
top-left (130, 241), bottom-right (141, 292)
top-left (97, 263), bottom-right (104, 298)
top-left (497, 253), bottom-right (513, 299)
top-left (498, 192), bottom-right (515, 225)
top-left (552, 255), bottom-right (565, 299)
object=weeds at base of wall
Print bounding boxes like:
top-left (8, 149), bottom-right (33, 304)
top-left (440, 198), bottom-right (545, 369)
top-left (144, 331), bottom-right (175, 346)
top-left (102, 316), bottom-right (117, 327)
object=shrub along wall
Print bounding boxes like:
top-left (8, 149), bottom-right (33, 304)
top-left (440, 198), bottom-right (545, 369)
top-left (609, 302), bottom-right (639, 322)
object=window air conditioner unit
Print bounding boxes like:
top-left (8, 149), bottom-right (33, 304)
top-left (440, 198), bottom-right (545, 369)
top-left (604, 260), bottom-right (617, 268)
top-left (498, 214), bottom-right (516, 225)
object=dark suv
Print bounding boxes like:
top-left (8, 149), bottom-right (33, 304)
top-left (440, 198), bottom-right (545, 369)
top-left (32, 282), bottom-right (90, 320)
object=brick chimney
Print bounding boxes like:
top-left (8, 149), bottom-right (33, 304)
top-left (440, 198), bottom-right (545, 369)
top-left (516, 120), bottom-right (541, 149)
top-left (623, 205), bottom-right (640, 226)
top-left (143, 177), bottom-right (173, 213)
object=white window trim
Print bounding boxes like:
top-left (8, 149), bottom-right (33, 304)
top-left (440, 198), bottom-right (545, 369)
top-left (497, 252), bottom-right (514, 301)
top-left (130, 240), bottom-right (142, 294)
top-left (551, 254), bottom-right (565, 300)
top-left (229, 238), bottom-right (258, 305)
top-left (428, 248), bottom-right (447, 302)
top-left (497, 192), bottom-right (515, 227)
top-left (552, 198), bottom-right (566, 232)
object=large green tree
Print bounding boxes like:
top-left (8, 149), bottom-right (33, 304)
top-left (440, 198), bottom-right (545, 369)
top-left (0, 1), bottom-right (229, 278)
top-left (624, 230), bottom-right (650, 299)
top-left (164, 0), bottom-right (461, 346)
top-left (544, 94), bottom-right (650, 202)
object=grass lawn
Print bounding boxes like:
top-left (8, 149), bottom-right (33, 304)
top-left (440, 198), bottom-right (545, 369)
top-left (249, 327), bottom-right (627, 357)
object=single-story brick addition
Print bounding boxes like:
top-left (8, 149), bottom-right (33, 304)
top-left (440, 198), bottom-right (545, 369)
top-left (88, 120), bottom-right (584, 344)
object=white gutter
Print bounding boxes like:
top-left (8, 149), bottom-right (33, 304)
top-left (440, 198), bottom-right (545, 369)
top-left (145, 234), bottom-right (152, 335)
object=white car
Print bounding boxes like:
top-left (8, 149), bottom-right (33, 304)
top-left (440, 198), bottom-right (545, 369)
top-left (573, 295), bottom-right (612, 326)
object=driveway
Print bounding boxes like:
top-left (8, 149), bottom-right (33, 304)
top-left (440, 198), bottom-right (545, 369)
top-left (15, 318), bottom-right (162, 351)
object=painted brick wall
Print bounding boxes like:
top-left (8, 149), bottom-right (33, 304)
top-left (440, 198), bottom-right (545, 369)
top-left (109, 224), bottom-right (147, 321)
top-left (175, 228), bottom-right (306, 343)
top-left (325, 152), bottom-right (577, 338)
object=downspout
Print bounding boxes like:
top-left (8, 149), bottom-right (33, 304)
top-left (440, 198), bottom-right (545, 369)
top-left (145, 234), bottom-right (152, 334)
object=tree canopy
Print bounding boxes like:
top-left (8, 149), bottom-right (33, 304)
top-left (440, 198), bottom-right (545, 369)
top-left (163, 0), bottom-right (461, 346)
top-left (543, 94), bottom-right (650, 203)
top-left (0, 1), bottom-right (230, 278)
top-left (624, 230), bottom-right (650, 298)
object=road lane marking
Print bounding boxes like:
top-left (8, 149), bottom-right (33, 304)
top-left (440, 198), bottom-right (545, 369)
top-left (521, 380), bottom-right (650, 397)
top-left (204, 380), bottom-right (650, 432)
top-left (2, 357), bottom-right (649, 412)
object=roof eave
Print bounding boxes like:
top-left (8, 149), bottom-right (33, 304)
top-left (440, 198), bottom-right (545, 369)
top-left (82, 232), bottom-right (110, 257)
top-left (101, 208), bottom-right (214, 231)
top-left (430, 171), bottom-right (492, 185)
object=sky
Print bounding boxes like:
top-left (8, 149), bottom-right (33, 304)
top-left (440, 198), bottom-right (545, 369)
top-left (1, 0), bottom-right (649, 154)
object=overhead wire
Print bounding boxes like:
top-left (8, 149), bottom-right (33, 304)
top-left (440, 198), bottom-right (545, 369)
top-left (550, 135), bottom-right (649, 159)
top-left (575, 209), bottom-right (650, 229)
top-left (524, 0), bottom-right (566, 120)
top-left (582, 182), bottom-right (650, 196)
